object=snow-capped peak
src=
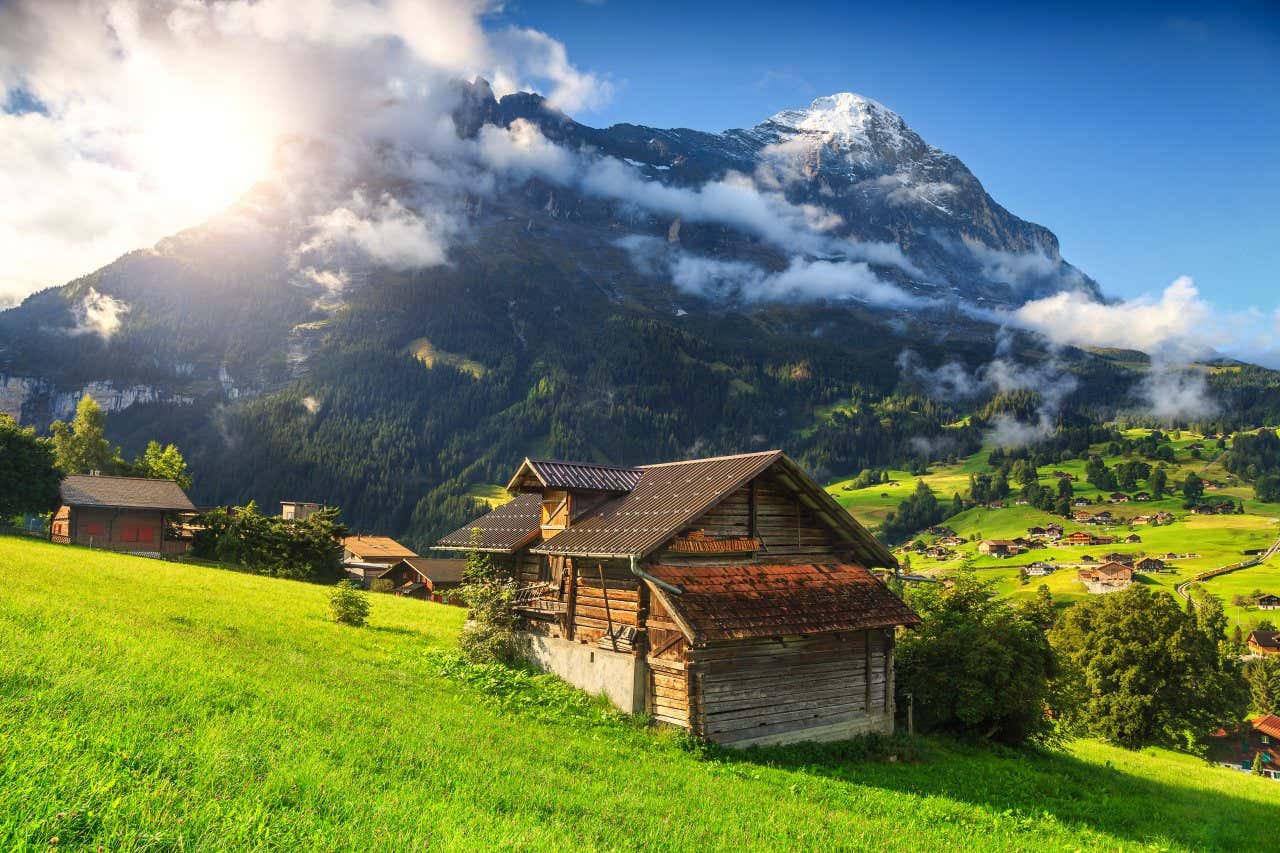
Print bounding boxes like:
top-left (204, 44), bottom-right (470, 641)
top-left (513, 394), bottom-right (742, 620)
top-left (765, 92), bottom-right (912, 152)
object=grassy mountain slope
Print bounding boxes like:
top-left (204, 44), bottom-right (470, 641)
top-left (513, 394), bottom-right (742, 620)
top-left (2, 535), bottom-right (1277, 851)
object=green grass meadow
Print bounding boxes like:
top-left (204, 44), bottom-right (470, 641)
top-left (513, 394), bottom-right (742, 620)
top-left (1, 536), bottom-right (1278, 850)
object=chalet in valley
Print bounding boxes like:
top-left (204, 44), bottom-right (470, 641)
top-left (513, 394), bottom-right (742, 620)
top-left (1258, 594), bottom-right (1280, 611)
top-left (374, 557), bottom-right (467, 600)
top-left (1248, 630), bottom-right (1280, 656)
top-left (1209, 715), bottom-right (1280, 779)
top-left (51, 474), bottom-right (196, 556)
top-left (280, 500), bottom-right (324, 520)
top-left (1078, 561), bottom-right (1133, 594)
top-left (1134, 557), bottom-right (1166, 573)
top-left (341, 535), bottom-right (418, 586)
top-left (977, 539), bottom-right (1022, 557)
top-left (438, 451), bottom-right (919, 747)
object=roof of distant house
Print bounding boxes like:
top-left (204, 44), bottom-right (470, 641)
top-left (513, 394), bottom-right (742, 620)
top-left (644, 563), bottom-right (920, 642)
top-left (385, 557), bottom-right (467, 584)
top-left (1250, 629), bottom-right (1280, 649)
top-left (341, 535), bottom-right (417, 560)
top-left (59, 474), bottom-right (196, 512)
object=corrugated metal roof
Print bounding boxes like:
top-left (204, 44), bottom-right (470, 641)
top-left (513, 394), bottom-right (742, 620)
top-left (645, 563), bottom-right (920, 643)
top-left (60, 474), bottom-right (196, 512)
top-left (436, 492), bottom-right (542, 552)
top-left (530, 451), bottom-right (782, 558)
top-left (341, 536), bottom-right (418, 560)
top-left (398, 557), bottom-right (467, 584)
top-left (507, 458), bottom-right (643, 493)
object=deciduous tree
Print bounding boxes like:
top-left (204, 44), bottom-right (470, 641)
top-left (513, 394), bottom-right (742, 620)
top-left (0, 414), bottom-right (61, 518)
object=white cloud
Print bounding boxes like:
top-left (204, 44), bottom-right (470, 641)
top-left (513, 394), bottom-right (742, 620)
top-left (297, 192), bottom-right (459, 270)
top-left (1135, 363), bottom-right (1218, 422)
top-left (0, 0), bottom-right (610, 301)
top-left (70, 287), bottom-right (129, 339)
top-left (1011, 276), bottom-right (1215, 359)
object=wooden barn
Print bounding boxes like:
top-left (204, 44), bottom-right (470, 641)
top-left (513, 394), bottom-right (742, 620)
top-left (437, 451), bottom-right (918, 747)
top-left (374, 557), bottom-right (467, 599)
top-left (51, 474), bottom-right (197, 556)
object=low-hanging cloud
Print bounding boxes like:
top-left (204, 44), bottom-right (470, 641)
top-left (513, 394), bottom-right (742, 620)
top-left (69, 287), bottom-right (129, 339)
top-left (297, 192), bottom-right (460, 270)
top-left (1135, 362), bottom-right (1219, 422)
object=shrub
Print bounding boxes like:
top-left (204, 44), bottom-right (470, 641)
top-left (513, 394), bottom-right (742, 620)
top-left (896, 571), bottom-right (1056, 745)
top-left (455, 530), bottom-right (524, 664)
top-left (329, 580), bottom-right (370, 627)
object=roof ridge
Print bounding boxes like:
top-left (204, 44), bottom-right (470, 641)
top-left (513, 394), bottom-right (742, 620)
top-left (63, 473), bottom-right (183, 483)
top-left (638, 450), bottom-right (782, 469)
top-left (527, 457), bottom-right (642, 471)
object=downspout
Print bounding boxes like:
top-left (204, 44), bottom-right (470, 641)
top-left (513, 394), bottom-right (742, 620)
top-left (629, 555), bottom-right (683, 596)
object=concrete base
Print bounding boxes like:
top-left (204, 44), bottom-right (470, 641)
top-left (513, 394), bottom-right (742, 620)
top-left (523, 632), bottom-right (647, 715)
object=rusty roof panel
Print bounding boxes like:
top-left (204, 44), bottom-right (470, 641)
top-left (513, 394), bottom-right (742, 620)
top-left (530, 451), bottom-right (782, 557)
top-left (435, 492), bottom-right (541, 552)
top-left (645, 563), bottom-right (920, 643)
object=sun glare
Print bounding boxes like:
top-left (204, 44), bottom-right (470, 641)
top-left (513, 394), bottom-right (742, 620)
top-left (136, 101), bottom-right (274, 218)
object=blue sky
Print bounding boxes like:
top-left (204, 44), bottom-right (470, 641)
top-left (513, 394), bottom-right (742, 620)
top-left (501, 0), bottom-right (1279, 310)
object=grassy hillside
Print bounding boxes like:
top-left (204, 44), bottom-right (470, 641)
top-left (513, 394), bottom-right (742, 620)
top-left (830, 431), bottom-right (1280, 624)
top-left (2, 537), bottom-right (1278, 850)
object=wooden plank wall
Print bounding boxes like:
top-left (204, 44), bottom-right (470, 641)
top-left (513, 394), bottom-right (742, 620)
top-left (690, 629), bottom-right (890, 745)
top-left (652, 474), bottom-right (848, 565)
top-left (573, 559), bottom-right (642, 642)
top-left (646, 595), bottom-right (691, 727)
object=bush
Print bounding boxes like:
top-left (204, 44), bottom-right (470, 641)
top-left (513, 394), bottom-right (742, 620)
top-left (329, 580), bottom-right (370, 627)
top-left (455, 531), bottom-right (525, 664)
top-left (896, 571), bottom-right (1057, 745)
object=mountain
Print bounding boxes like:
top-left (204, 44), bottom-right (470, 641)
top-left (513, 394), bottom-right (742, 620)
top-left (2, 84), bottom-right (1275, 547)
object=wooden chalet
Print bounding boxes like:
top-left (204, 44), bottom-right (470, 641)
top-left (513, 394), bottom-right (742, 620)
top-left (1134, 557), bottom-right (1165, 573)
top-left (1078, 561), bottom-right (1133, 594)
top-left (1249, 630), bottom-right (1280, 656)
top-left (51, 474), bottom-right (196, 555)
top-left (375, 557), bottom-right (467, 599)
top-left (1209, 715), bottom-right (1280, 779)
top-left (1258, 594), bottom-right (1280, 611)
top-left (341, 535), bottom-right (417, 585)
top-left (437, 451), bottom-right (919, 747)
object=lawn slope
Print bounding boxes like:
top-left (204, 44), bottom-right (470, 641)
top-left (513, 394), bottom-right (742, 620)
top-left (1, 537), bottom-right (1276, 851)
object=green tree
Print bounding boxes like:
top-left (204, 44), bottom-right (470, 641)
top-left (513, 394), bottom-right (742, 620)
top-left (897, 571), bottom-right (1057, 745)
top-left (191, 502), bottom-right (345, 581)
top-left (133, 440), bottom-right (192, 489)
top-left (0, 414), bottom-right (62, 518)
top-left (1255, 473), bottom-right (1280, 504)
top-left (49, 395), bottom-right (124, 475)
top-left (1181, 473), bottom-right (1205, 508)
top-left (1252, 752), bottom-right (1265, 775)
top-left (1056, 477), bottom-right (1073, 500)
top-left (1245, 656), bottom-right (1280, 715)
top-left (1149, 467), bottom-right (1168, 500)
top-left (1018, 584), bottom-right (1057, 629)
top-left (1052, 586), bottom-right (1246, 748)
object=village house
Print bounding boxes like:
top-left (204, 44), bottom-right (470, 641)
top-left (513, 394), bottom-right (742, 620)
top-left (437, 451), bottom-right (919, 747)
top-left (1101, 552), bottom-right (1135, 566)
top-left (1248, 630), bottom-right (1280, 656)
top-left (1065, 531), bottom-right (1095, 546)
top-left (936, 535), bottom-right (965, 547)
top-left (1155, 511), bottom-right (1176, 524)
top-left (977, 539), bottom-right (1022, 557)
top-left (280, 500), bottom-right (324, 520)
top-left (1133, 492), bottom-right (1152, 502)
top-left (1125, 533), bottom-right (1142, 544)
top-left (372, 556), bottom-right (467, 600)
top-left (1134, 557), bottom-right (1166, 573)
top-left (341, 535), bottom-right (419, 586)
top-left (1258, 594), bottom-right (1280, 611)
top-left (1078, 561), bottom-right (1133, 594)
top-left (1025, 562), bottom-right (1054, 577)
top-left (1209, 715), bottom-right (1280, 780)
top-left (1072, 511), bottom-right (1094, 523)
top-left (50, 474), bottom-right (196, 556)
top-left (1027, 526), bottom-right (1046, 537)
top-left (1073, 498), bottom-right (1091, 507)
top-left (1109, 492), bottom-right (1130, 504)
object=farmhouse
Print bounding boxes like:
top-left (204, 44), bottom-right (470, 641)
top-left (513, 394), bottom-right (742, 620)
top-left (1125, 534), bottom-right (1142, 544)
top-left (978, 539), bottom-right (1020, 557)
top-left (1101, 552), bottom-right (1135, 566)
top-left (51, 474), bottom-right (196, 556)
top-left (1026, 562), bottom-right (1054, 577)
top-left (1078, 561), bottom-right (1133, 593)
top-left (1065, 531), bottom-right (1095, 546)
top-left (280, 500), bottom-right (324, 520)
top-left (1134, 557), bottom-right (1166, 573)
top-left (374, 557), bottom-right (466, 599)
top-left (936, 535), bottom-right (965, 547)
top-left (1258, 594), bottom-right (1280, 611)
top-left (1249, 630), bottom-right (1280, 656)
top-left (1209, 715), bottom-right (1280, 780)
top-left (1109, 492), bottom-right (1130, 503)
top-left (437, 451), bottom-right (919, 747)
top-left (341, 535), bottom-right (419, 586)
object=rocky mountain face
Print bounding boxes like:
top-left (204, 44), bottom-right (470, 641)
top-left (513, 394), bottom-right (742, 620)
top-left (0, 85), bottom-right (1133, 543)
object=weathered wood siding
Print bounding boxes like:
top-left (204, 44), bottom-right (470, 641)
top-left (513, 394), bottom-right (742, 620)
top-left (645, 594), bottom-right (691, 727)
top-left (573, 559), bottom-right (641, 642)
top-left (652, 475), bottom-right (849, 565)
top-left (688, 629), bottom-right (894, 747)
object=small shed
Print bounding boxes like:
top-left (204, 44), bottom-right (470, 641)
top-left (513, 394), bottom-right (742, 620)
top-left (376, 557), bottom-right (467, 599)
top-left (51, 474), bottom-right (196, 555)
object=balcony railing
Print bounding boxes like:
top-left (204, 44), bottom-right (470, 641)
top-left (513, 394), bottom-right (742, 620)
top-left (512, 582), bottom-right (566, 616)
